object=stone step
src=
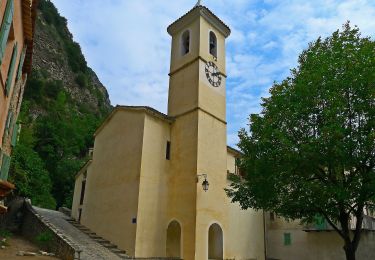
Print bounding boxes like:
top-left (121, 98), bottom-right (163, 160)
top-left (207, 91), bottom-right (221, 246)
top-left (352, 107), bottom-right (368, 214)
top-left (102, 243), bottom-right (117, 249)
top-left (117, 253), bottom-right (129, 259)
top-left (111, 248), bottom-right (126, 254)
top-left (93, 238), bottom-right (109, 244)
top-left (89, 234), bottom-right (103, 239)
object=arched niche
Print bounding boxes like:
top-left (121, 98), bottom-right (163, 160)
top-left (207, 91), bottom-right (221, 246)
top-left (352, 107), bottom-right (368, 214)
top-left (166, 220), bottom-right (181, 258)
top-left (208, 223), bottom-right (223, 259)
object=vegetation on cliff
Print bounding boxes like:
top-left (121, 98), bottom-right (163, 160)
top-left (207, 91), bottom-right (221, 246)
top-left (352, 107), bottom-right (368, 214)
top-left (9, 0), bottom-right (112, 209)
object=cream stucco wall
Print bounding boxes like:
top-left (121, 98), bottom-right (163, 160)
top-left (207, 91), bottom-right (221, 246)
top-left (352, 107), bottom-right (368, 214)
top-left (226, 151), bottom-right (265, 260)
top-left (81, 110), bottom-right (145, 255)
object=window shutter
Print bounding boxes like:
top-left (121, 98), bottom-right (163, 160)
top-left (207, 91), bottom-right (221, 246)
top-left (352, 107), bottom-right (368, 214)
top-left (5, 110), bottom-right (12, 133)
top-left (283, 233), bottom-right (291, 246)
top-left (0, 149), bottom-right (3, 172)
top-left (5, 42), bottom-right (18, 95)
top-left (0, 0), bottom-right (14, 65)
top-left (11, 123), bottom-right (19, 147)
top-left (16, 46), bottom-right (26, 81)
top-left (0, 154), bottom-right (11, 181)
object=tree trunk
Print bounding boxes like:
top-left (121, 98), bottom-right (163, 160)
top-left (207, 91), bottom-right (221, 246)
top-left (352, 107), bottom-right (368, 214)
top-left (344, 243), bottom-right (356, 260)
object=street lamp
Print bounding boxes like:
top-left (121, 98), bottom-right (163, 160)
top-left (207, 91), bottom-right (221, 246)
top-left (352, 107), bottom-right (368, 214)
top-left (197, 174), bottom-right (209, 192)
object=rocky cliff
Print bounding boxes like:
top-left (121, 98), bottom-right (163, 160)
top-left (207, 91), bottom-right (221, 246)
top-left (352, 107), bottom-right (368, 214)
top-left (9, 0), bottom-right (112, 209)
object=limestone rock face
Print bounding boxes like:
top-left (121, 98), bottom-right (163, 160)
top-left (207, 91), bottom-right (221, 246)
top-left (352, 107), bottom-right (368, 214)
top-left (30, 7), bottom-right (111, 117)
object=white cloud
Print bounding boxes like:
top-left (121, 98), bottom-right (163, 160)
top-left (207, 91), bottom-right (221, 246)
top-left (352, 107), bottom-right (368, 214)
top-left (51, 0), bottom-right (375, 147)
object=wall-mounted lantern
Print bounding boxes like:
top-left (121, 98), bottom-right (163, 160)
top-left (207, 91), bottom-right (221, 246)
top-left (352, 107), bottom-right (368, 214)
top-left (197, 174), bottom-right (209, 192)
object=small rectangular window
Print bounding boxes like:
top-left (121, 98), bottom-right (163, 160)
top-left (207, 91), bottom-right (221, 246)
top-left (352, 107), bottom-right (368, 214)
top-left (79, 180), bottom-right (86, 205)
top-left (284, 233), bottom-right (291, 246)
top-left (166, 141), bottom-right (171, 160)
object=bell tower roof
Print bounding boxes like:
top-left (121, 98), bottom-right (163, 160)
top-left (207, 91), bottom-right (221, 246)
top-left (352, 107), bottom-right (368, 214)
top-left (167, 4), bottom-right (231, 38)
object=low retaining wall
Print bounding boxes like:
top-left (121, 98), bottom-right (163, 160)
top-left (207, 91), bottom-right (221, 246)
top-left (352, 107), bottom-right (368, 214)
top-left (21, 200), bottom-right (79, 260)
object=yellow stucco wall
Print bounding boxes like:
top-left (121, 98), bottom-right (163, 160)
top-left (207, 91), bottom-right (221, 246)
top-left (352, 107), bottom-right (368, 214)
top-left (167, 111), bottom-right (199, 260)
top-left (135, 114), bottom-right (171, 257)
top-left (81, 110), bottom-right (146, 255)
top-left (168, 59), bottom-right (199, 117)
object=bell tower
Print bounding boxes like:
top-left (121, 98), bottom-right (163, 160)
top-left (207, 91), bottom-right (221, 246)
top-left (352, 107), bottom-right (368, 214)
top-left (167, 3), bottom-right (230, 120)
top-left (166, 3), bottom-right (231, 260)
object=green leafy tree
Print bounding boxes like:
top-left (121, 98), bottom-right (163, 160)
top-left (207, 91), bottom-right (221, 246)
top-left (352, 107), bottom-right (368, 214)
top-left (9, 144), bottom-right (56, 209)
top-left (226, 23), bottom-right (375, 260)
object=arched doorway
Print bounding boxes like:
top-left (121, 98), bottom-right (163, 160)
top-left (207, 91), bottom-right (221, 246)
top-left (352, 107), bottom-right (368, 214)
top-left (208, 223), bottom-right (223, 259)
top-left (166, 220), bottom-right (181, 258)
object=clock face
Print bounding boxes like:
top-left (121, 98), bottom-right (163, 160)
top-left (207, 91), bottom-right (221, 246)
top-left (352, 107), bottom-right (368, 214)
top-left (205, 61), bottom-right (222, 87)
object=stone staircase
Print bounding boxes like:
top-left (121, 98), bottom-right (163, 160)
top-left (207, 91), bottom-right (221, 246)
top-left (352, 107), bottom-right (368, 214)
top-left (66, 219), bottom-right (129, 259)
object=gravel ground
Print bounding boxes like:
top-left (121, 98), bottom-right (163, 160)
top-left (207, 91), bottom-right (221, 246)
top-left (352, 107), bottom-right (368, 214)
top-left (0, 235), bottom-right (59, 260)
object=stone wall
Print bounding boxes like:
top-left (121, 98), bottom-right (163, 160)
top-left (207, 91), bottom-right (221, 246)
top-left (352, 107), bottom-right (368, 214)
top-left (21, 200), bottom-right (79, 260)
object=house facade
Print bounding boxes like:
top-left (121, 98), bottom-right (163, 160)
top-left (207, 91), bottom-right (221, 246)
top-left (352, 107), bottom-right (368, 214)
top-left (265, 212), bottom-right (375, 260)
top-left (0, 0), bottom-right (37, 213)
top-left (72, 3), bottom-right (265, 260)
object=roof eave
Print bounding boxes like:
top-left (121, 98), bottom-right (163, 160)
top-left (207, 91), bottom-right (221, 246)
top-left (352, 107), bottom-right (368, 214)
top-left (227, 146), bottom-right (242, 157)
top-left (167, 6), bottom-right (231, 38)
top-left (94, 106), bottom-right (174, 137)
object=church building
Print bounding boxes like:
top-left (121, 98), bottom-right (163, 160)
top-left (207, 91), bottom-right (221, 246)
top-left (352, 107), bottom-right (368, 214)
top-left (72, 3), bottom-right (265, 260)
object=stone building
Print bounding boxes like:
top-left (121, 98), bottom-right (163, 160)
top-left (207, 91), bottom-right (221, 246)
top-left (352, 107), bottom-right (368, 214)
top-left (0, 0), bottom-right (37, 213)
top-left (72, 3), bottom-right (265, 260)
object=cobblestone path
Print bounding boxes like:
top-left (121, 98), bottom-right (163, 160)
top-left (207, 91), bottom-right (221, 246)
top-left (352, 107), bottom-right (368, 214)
top-left (34, 207), bottom-right (123, 260)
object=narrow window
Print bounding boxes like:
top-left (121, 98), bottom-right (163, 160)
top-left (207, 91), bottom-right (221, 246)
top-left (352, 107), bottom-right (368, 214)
top-left (209, 31), bottom-right (217, 58)
top-left (166, 141), bottom-right (171, 160)
top-left (79, 180), bottom-right (86, 205)
top-left (181, 30), bottom-right (190, 56)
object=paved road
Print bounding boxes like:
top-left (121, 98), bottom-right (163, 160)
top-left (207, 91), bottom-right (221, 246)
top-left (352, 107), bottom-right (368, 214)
top-left (34, 207), bottom-right (123, 260)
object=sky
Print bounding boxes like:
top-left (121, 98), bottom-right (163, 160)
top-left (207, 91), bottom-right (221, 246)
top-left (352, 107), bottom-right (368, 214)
top-left (51, 0), bottom-right (375, 147)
